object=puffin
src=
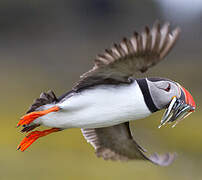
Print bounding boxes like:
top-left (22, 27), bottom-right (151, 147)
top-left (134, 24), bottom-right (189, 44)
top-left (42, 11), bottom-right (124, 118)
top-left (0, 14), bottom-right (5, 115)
top-left (17, 22), bottom-right (196, 166)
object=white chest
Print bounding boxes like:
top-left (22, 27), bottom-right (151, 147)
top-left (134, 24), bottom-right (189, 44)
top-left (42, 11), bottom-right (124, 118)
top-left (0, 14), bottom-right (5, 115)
top-left (39, 81), bottom-right (151, 128)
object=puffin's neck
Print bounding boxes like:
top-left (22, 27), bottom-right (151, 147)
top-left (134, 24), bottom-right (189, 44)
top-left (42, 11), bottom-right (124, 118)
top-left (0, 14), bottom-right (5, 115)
top-left (136, 78), bottom-right (159, 113)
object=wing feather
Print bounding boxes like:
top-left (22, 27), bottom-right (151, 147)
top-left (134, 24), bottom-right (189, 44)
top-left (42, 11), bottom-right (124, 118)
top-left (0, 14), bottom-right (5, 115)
top-left (81, 123), bottom-right (176, 166)
top-left (74, 22), bottom-right (180, 90)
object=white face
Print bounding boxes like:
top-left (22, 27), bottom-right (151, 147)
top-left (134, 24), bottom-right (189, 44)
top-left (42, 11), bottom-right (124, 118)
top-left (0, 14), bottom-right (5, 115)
top-left (146, 78), bottom-right (181, 109)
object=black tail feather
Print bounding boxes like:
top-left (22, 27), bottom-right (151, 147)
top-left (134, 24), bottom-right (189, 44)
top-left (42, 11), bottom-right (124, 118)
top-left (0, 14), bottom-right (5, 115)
top-left (26, 90), bottom-right (58, 113)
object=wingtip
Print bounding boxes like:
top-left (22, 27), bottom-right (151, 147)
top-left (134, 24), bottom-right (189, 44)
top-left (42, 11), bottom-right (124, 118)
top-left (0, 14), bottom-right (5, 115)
top-left (150, 152), bottom-right (177, 166)
top-left (172, 27), bottom-right (181, 38)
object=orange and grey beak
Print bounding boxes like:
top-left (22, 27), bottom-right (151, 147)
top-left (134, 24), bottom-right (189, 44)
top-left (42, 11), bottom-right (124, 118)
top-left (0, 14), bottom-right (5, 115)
top-left (180, 86), bottom-right (196, 112)
top-left (159, 85), bottom-right (196, 128)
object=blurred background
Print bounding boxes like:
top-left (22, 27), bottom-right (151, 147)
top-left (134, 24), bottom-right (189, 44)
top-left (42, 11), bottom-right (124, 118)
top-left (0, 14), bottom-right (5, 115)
top-left (1, 0), bottom-right (202, 179)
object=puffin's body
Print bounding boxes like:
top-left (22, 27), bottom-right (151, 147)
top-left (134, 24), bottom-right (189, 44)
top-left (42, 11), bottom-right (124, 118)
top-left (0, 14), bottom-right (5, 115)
top-left (36, 80), bottom-right (151, 129)
top-left (17, 22), bottom-right (196, 166)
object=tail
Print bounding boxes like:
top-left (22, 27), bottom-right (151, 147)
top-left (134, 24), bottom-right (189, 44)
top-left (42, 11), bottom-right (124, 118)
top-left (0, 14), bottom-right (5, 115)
top-left (27, 90), bottom-right (58, 113)
top-left (20, 90), bottom-right (59, 132)
top-left (17, 90), bottom-right (61, 152)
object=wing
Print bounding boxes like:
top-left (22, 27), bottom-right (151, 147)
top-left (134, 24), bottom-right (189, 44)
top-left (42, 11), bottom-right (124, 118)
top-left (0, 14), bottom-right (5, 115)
top-left (81, 123), bottom-right (176, 166)
top-left (74, 22), bottom-right (180, 91)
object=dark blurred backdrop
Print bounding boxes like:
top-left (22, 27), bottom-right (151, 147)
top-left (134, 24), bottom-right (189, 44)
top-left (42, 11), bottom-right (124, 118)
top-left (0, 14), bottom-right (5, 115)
top-left (1, 1), bottom-right (202, 180)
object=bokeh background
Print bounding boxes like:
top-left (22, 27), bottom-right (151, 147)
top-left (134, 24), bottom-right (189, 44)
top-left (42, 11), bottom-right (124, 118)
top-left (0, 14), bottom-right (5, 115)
top-left (1, 0), bottom-right (202, 179)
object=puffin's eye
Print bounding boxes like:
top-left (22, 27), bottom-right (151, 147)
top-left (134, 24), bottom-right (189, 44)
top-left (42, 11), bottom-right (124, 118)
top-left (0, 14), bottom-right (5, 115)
top-left (164, 83), bottom-right (171, 92)
top-left (154, 81), bottom-right (171, 92)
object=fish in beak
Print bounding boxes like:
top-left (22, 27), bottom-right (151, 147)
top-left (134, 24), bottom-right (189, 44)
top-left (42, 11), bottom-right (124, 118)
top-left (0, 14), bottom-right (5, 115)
top-left (159, 84), bottom-right (196, 128)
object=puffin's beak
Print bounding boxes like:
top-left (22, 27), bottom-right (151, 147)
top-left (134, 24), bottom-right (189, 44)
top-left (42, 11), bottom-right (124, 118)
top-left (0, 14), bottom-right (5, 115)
top-left (159, 85), bottom-right (196, 128)
top-left (180, 86), bottom-right (196, 111)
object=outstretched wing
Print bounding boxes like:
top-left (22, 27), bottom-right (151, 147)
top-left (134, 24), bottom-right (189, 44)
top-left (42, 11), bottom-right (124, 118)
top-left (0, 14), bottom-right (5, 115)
top-left (81, 123), bottom-right (176, 166)
top-left (74, 22), bottom-right (180, 91)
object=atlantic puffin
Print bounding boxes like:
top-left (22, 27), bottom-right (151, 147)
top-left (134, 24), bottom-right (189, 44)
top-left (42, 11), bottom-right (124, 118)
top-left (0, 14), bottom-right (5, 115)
top-left (17, 22), bottom-right (196, 166)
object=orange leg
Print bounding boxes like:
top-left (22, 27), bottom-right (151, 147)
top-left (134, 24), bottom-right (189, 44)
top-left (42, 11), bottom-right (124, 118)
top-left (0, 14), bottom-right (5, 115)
top-left (17, 106), bottom-right (60, 127)
top-left (17, 128), bottom-right (61, 152)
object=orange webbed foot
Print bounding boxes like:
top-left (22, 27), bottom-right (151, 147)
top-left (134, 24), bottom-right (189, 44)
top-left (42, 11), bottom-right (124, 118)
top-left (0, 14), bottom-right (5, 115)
top-left (17, 106), bottom-right (60, 127)
top-left (17, 128), bottom-right (61, 152)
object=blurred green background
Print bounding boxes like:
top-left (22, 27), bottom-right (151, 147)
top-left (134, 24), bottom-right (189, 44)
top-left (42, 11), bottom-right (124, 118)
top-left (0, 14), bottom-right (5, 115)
top-left (1, 0), bottom-right (202, 179)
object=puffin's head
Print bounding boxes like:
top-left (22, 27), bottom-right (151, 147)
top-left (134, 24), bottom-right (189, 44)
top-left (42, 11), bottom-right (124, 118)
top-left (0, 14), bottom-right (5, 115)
top-left (146, 78), bottom-right (196, 127)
